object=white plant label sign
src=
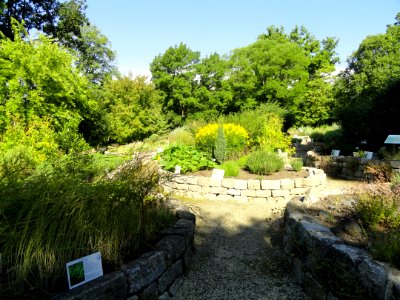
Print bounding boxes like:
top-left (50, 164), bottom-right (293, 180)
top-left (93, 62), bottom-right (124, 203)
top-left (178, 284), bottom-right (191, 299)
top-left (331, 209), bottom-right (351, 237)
top-left (66, 252), bottom-right (103, 289)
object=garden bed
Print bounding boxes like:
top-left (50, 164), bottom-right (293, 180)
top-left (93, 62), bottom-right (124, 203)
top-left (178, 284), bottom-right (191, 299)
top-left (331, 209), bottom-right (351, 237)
top-left (188, 168), bottom-right (309, 180)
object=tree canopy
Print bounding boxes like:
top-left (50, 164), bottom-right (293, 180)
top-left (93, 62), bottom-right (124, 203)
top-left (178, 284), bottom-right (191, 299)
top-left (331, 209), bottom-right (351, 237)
top-left (335, 14), bottom-right (400, 149)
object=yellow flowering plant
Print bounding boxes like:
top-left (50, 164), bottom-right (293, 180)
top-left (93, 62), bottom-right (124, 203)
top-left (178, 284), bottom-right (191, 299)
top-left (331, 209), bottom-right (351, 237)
top-left (195, 123), bottom-right (249, 159)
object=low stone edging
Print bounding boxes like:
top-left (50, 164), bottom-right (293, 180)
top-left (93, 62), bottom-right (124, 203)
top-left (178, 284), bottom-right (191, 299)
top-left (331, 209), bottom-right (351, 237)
top-left (162, 167), bottom-right (326, 205)
top-left (283, 200), bottom-right (400, 300)
top-left (53, 210), bottom-right (196, 300)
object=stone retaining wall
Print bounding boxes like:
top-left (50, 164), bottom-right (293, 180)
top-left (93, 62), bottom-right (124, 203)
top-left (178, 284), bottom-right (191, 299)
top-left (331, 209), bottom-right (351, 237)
top-left (162, 168), bottom-right (326, 205)
top-left (283, 200), bottom-right (400, 300)
top-left (305, 152), bottom-right (400, 180)
top-left (53, 210), bottom-right (196, 300)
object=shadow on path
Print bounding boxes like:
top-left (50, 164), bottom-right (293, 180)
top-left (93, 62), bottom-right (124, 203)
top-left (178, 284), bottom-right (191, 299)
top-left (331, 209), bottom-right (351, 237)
top-left (174, 200), bottom-right (305, 300)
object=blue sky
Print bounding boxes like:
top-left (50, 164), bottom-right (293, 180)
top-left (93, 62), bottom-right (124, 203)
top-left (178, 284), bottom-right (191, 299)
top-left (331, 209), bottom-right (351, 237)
top-left (85, 0), bottom-right (399, 77)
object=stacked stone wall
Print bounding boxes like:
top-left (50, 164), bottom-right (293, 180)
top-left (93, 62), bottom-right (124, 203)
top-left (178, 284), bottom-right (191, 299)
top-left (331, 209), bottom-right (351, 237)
top-left (283, 200), bottom-right (400, 300)
top-left (162, 167), bottom-right (326, 205)
top-left (53, 210), bottom-right (196, 300)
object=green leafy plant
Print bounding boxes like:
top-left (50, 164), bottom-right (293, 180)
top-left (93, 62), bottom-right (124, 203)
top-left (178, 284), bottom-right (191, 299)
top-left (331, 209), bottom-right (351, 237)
top-left (245, 151), bottom-right (284, 175)
top-left (290, 158), bottom-right (303, 172)
top-left (159, 145), bottom-right (216, 173)
top-left (219, 160), bottom-right (241, 177)
top-left (214, 125), bottom-right (227, 163)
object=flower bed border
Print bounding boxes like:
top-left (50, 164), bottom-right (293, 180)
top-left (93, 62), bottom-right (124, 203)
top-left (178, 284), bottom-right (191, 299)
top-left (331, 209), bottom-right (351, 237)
top-left (162, 167), bottom-right (326, 205)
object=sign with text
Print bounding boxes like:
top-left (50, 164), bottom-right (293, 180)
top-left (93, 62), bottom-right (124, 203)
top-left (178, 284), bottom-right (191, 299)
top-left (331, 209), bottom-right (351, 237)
top-left (331, 150), bottom-right (340, 157)
top-left (211, 168), bottom-right (225, 180)
top-left (363, 151), bottom-right (373, 160)
top-left (66, 252), bottom-right (103, 289)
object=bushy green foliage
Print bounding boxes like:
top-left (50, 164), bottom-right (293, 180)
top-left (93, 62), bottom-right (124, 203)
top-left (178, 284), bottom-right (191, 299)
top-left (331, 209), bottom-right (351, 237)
top-left (245, 151), bottom-right (284, 175)
top-left (159, 145), bottom-right (215, 173)
top-left (219, 160), bottom-right (241, 177)
top-left (0, 153), bottom-right (173, 297)
top-left (214, 125), bottom-right (227, 163)
top-left (290, 158), bottom-right (303, 172)
top-left (103, 76), bottom-right (168, 143)
top-left (167, 127), bottom-right (195, 146)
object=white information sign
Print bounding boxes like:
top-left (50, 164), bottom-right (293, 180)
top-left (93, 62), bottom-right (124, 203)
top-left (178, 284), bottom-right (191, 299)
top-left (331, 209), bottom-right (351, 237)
top-left (211, 168), bottom-right (225, 180)
top-left (363, 151), bottom-right (373, 160)
top-left (331, 150), bottom-right (340, 157)
top-left (66, 252), bottom-right (103, 289)
top-left (174, 165), bottom-right (181, 174)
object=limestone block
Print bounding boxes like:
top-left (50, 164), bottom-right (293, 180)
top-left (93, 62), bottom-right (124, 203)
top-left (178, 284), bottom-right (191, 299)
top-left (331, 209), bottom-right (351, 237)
top-left (210, 187), bottom-right (228, 195)
top-left (156, 235), bottom-right (186, 265)
top-left (290, 187), bottom-right (308, 195)
top-left (261, 180), bottom-right (280, 190)
top-left (184, 176), bottom-right (198, 185)
top-left (174, 183), bottom-right (188, 190)
top-left (221, 178), bottom-right (235, 188)
top-left (158, 260), bottom-right (183, 294)
top-left (168, 276), bottom-right (184, 297)
top-left (241, 189), bottom-right (257, 197)
top-left (319, 173), bottom-right (327, 185)
top-left (303, 272), bottom-right (327, 300)
top-left (204, 193), bottom-right (216, 201)
top-left (233, 196), bottom-right (248, 203)
top-left (52, 271), bottom-right (127, 300)
top-left (272, 189), bottom-right (290, 197)
top-left (280, 178), bottom-right (294, 189)
top-left (216, 194), bottom-right (234, 201)
top-left (201, 186), bottom-right (211, 193)
top-left (210, 178), bottom-right (222, 187)
top-left (187, 184), bottom-right (202, 192)
top-left (175, 210), bottom-right (196, 223)
top-left (140, 281), bottom-right (158, 299)
top-left (255, 190), bottom-right (271, 198)
top-left (304, 176), bottom-right (321, 187)
top-left (228, 188), bottom-right (241, 196)
top-left (172, 176), bottom-right (186, 184)
top-left (233, 179), bottom-right (248, 190)
top-left (247, 179), bottom-right (261, 190)
top-left (158, 292), bottom-right (171, 300)
top-left (183, 247), bottom-right (194, 273)
top-left (197, 177), bottom-right (210, 187)
top-left (294, 178), bottom-right (306, 188)
top-left (190, 192), bottom-right (202, 199)
top-left (357, 258), bottom-right (389, 300)
top-left (122, 251), bottom-right (167, 294)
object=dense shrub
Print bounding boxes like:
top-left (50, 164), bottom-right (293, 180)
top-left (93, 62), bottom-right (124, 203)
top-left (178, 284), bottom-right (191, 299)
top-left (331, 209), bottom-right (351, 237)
top-left (0, 153), bottom-right (173, 298)
top-left (364, 161), bottom-right (394, 182)
top-left (222, 105), bottom-right (292, 153)
top-left (245, 151), bottom-right (284, 175)
top-left (167, 127), bottom-right (195, 146)
top-left (159, 145), bottom-right (215, 173)
top-left (195, 123), bottom-right (249, 159)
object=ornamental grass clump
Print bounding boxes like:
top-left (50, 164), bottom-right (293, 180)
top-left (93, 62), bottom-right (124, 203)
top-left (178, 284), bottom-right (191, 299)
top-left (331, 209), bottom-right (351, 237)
top-left (245, 150), bottom-right (284, 175)
top-left (290, 158), bottom-right (303, 172)
top-left (0, 153), bottom-right (174, 298)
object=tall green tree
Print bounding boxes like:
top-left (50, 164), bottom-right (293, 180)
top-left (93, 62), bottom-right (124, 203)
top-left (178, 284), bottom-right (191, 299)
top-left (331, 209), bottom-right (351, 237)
top-left (0, 0), bottom-right (58, 39)
top-left (193, 53), bottom-right (233, 117)
top-left (335, 13), bottom-right (400, 149)
top-left (0, 21), bottom-right (92, 158)
top-left (150, 43), bottom-right (200, 125)
top-left (103, 75), bottom-right (168, 143)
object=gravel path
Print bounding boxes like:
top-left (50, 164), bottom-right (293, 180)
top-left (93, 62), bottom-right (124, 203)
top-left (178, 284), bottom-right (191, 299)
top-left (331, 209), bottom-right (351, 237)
top-left (173, 199), bottom-right (305, 300)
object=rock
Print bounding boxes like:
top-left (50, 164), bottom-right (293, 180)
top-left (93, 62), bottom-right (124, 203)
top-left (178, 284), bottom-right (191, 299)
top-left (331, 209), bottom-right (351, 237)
top-left (139, 282), bottom-right (158, 299)
top-left (168, 276), bottom-right (184, 297)
top-left (344, 220), bottom-right (363, 235)
top-left (156, 235), bottom-right (186, 265)
top-left (158, 260), bottom-right (183, 293)
top-left (52, 271), bottom-right (127, 300)
top-left (122, 252), bottom-right (167, 294)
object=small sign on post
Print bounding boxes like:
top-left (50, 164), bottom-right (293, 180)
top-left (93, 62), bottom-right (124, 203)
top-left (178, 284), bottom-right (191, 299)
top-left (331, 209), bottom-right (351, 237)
top-left (363, 151), bottom-right (373, 160)
top-left (66, 252), bottom-right (103, 289)
top-left (211, 168), bottom-right (225, 180)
